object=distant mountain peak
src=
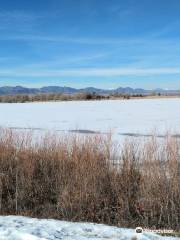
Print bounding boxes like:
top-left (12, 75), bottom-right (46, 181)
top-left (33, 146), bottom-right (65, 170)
top-left (0, 86), bottom-right (179, 95)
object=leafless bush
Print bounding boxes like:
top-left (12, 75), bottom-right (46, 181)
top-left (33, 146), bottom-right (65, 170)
top-left (0, 129), bottom-right (179, 230)
top-left (0, 92), bottom-right (109, 103)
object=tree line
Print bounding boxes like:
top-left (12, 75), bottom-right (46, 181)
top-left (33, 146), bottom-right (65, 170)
top-left (0, 92), bottom-right (146, 103)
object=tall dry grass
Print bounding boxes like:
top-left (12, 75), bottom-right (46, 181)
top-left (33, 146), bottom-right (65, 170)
top-left (0, 128), bottom-right (179, 230)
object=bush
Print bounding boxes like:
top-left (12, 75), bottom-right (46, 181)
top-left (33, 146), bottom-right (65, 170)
top-left (0, 129), bottom-right (179, 230)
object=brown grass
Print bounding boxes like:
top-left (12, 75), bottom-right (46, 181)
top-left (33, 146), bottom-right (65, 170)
top-left (0, 128), bottom-right (179, 231)
top-left (1, 92), bottom-right (180, 103)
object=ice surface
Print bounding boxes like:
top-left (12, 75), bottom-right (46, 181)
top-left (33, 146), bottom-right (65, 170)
top-left (0, 98), bottom-right (180, 141)
top-left (0, 216), bottom-right (178, 240)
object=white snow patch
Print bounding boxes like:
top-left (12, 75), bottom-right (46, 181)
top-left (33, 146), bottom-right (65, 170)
top-left (0, 216), bottom-right (178, 240)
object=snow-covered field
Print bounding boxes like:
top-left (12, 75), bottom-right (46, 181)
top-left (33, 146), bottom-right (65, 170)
top-left (0, 216), bottom-right (179, 240)
top-left (0, 98), bottom-right (180, 141)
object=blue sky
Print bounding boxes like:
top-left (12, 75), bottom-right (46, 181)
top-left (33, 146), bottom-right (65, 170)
top-left (0, 0), bottom-right (180, 89)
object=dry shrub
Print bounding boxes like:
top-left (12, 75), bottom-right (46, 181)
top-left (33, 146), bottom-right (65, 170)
top-left (0, 128), bottom-right (179, 230)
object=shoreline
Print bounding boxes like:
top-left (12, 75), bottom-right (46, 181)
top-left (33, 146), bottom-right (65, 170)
top-left (0, 94), bottom-right (180, 104)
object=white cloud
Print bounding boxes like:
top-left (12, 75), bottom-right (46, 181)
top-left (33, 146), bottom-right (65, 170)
top-left (1, 67), bottom-right (180, 77)
top-left (0, 10), bottom-right (57, 32)
top-left (0, 34), bottom-right (139, 44)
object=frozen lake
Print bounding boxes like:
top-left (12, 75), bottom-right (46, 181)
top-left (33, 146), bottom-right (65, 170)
top-left (0, 98), bottom-right (180, 140)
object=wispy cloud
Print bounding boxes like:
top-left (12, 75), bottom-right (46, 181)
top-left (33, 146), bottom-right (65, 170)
top-left (18, 53), bottom-right (109, 69)
top-left (0, 10), bottom-right (42, 31)
top-left (0, 10), bottom-right (58, 33)
top-left (148, 20), bottom-right (180, 38)
top-left (0, 34), bottom-right (179, 50)
top-left (0, 10), bottom-right (40, 22)
top-left (0, 34), bottom-right (138, 44)
top-left (1, 67), bottom-right (180, 78)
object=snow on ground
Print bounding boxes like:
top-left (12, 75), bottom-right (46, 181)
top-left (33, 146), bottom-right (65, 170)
top-left (0, 216), bottom-right (179, 240)
top-left (0, 98), bottom-right (180, 141)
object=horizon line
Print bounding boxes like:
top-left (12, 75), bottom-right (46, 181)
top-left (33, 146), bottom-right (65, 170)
top-left (0, 85), bottom-right (179, 91)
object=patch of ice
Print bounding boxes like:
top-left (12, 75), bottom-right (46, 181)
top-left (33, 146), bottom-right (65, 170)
top-left (0, 99), bottom-right (180, 142)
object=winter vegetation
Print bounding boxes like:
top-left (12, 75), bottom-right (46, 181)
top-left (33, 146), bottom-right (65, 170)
top-left (0, 92), bottom-right (108, 103)
top-left (0, 128), bottom-right (179, 234)
top-left (0, 92), bottom-right (149, 103)
top-left (0, 92), bottom-right (179, 103)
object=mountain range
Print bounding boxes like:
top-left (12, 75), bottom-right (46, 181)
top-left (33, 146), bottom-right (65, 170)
top-left (0, 86), bottom-right (179, 95)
